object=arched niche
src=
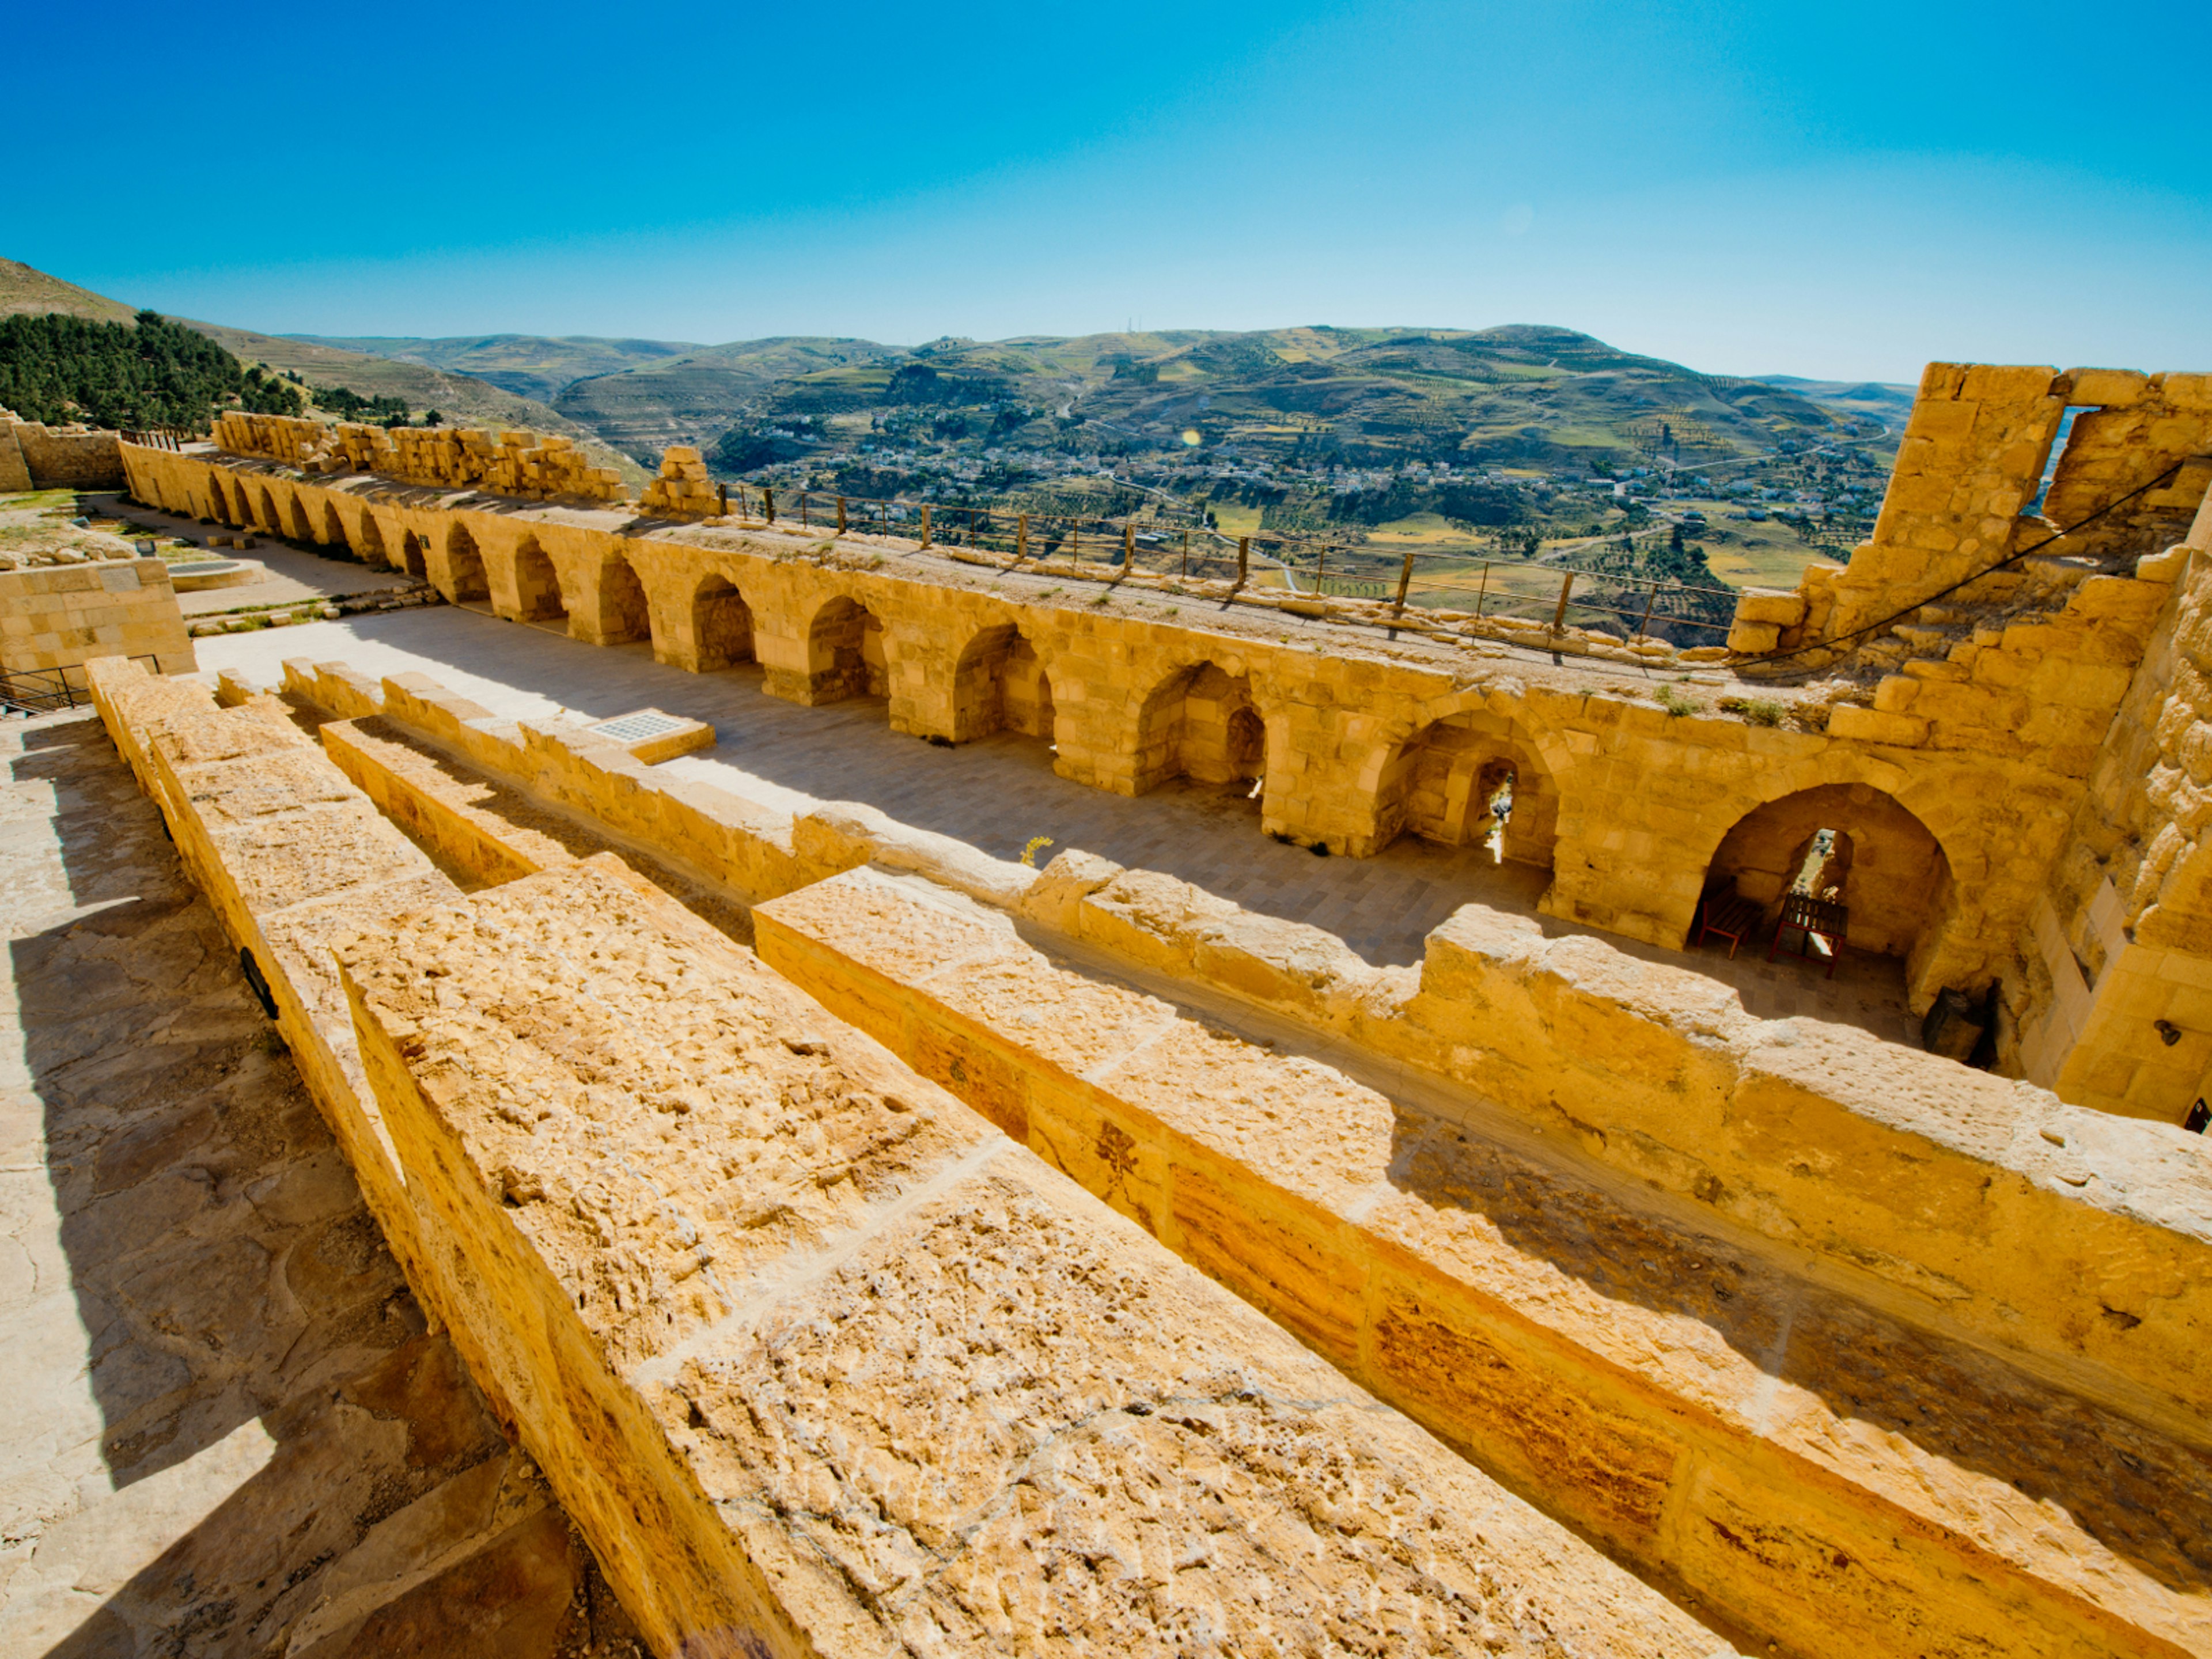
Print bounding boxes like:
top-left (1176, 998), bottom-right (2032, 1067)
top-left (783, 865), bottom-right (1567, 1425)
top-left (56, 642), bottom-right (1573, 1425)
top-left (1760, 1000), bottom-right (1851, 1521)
top-left (321, 501), bottom-right (350, 553)
top-left (692, 573), bottom-right (755, 670)
top-left (952, 623), bottom-right (1054, 744)
top-left (1132, 661), bottom-right (1262, 794)
top-left (446, 521), bottom-right (490, 603)
top-left (806, 595), bottom-right (887, 702)
top-left (399, 531), bottom-right (427, 580)
top-left (514, 537), bottom-right (567, 625)
top-left (1374, 710), bottom-right (1558, 870)
top-left (1701, 782), bottom-right (1950, 959)
top-left (593, 555), bottom-right (651, 644)
top-left (356, 509), bottom-right (387, 566)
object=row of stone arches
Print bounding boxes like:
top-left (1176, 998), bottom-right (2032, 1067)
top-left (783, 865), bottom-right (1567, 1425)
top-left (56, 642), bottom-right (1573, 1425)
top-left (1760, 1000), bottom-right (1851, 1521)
top-left (184, 467), bottom-right (1962, 973)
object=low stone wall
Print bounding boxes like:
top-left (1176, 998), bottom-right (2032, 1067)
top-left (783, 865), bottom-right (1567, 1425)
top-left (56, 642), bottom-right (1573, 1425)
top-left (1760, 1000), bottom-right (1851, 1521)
top-left (756, 866), bottom-right (2212, 1659)
top-left (5, 418), bottom-right (124, 487)
top-left (1021, 854), bottom-right (2212, 1425)
top-left (276, 657), bottom-right (2212, 1424)
top-left (0, 557), bottom-right (196, 681)
top-left (82, 654), bottom-right (1733, 1659)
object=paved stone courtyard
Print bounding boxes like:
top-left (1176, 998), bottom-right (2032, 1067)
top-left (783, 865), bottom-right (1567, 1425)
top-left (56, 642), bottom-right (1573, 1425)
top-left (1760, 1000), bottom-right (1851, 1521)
top-left (198, 601), bottom-right (1916, 1041)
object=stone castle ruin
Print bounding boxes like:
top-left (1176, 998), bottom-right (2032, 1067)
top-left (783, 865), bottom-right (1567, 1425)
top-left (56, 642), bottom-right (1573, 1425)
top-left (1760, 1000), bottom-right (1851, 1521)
top-left (12, 359), bottom-right (2212, 1656)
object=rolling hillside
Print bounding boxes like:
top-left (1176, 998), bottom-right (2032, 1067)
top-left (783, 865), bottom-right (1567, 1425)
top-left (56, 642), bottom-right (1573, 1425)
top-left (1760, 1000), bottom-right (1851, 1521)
top-left (285, 332), bottom-right (702, 404)
top-left (0, 258), bottom-right (647, 485)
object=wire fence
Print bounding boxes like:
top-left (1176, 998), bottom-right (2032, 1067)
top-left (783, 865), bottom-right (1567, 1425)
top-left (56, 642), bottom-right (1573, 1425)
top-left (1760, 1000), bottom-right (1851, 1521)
top-left (702, 482), bottom-right (1740, 641)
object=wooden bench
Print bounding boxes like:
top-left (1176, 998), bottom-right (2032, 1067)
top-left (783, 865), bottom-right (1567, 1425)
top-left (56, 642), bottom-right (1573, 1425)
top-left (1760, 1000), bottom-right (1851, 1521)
top-left (1768, 892), bottom-right (1848, 978)
top-left (1696, 890), bottom-right (1762, 958)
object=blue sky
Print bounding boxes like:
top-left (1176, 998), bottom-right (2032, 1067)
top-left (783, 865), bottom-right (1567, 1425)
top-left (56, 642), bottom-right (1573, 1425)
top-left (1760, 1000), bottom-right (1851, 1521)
top-left (10, 1), bottom-right (2207, 381)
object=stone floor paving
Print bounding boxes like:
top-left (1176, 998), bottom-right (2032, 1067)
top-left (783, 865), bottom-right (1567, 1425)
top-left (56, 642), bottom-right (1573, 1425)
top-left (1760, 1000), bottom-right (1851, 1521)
top-left (199, 605), bottom-right (1916, 1043)
top-left (0, 710), bottom-right (637, 1659)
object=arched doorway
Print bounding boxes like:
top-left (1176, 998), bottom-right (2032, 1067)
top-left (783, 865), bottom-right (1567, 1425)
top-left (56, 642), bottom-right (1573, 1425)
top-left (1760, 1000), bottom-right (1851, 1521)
top-left (952, 623), bottom-right (1053, 744)
top-left (1132, 661), bottom-right (1263, 794)
top-left (321, 501), bottom-right (350, 555)
top-left (513, 537), bottom-right (566, 626)
top-left (445, 522), bottom-right (490, 603)
top-left (1699, 783), bottom-right (1950, 961)
top-left (206, 477), bottom-right (234, 525)
top-left (287, 494), bottom-right (316, 543)
top-left (806, 596), bottom-right (887, 702)
top-left (1373, 711), bottom-right (1558, 870)
top-left (399, 532), bottom-right (427, 579)
top-left (356, 510), bottom-right (387, 566)
top-left (691, 573), bottom-right (755, 669)
top-left (593, 555), bottom-right (650, 644)
top-left (259, 487), bottom-right (283, 536)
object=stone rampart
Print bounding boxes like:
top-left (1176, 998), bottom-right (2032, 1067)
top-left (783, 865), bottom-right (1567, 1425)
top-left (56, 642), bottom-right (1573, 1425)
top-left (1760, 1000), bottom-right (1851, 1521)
top-left (79, 653), bottom-right (1740, 1658)
top-left (118, 407), bottom-right (2212, 1124)
top-left (275, 657), bottom-right (2212, 1437)
top-left (0, 556), bottom-right (196, 682)
top-left (754, 866), bottom-right (2212, 1659)
top-left (213, 411), bottom-right (623, 500)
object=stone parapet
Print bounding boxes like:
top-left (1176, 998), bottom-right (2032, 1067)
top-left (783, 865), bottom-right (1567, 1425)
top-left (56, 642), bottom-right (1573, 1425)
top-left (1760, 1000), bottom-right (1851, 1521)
top-left (755, 865), bottom-right (2212, 1659)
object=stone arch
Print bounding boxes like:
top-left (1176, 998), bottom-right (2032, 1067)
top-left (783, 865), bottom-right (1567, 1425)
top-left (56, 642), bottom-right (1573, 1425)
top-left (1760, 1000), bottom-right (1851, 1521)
top-left (805, 594), bottom-right (887, 703)
top-left (590, 553), bottom-right (651, 645)
top-left (952, 622), bottom-right (1054, 744)
top-left (691, 572), bottom-right (755, 670)
top-left (357, 509), bottom-right (388, 566)
top-left (513, 536), bottom-right (567, 626)
top-left (399, 531), bottom-right (427, 580)
top-left (1131, 660), bottom-right (1263, 793)
top-left (1372, 708), bottom-right (1560, 869)
top-left (206, 475), bottom-right (236, 525)
top-left (286, 492), bottom-right (316, 543)
top-left (1700, 782), bottom-right (1952, 963)
top-left (258, 487), bottom-right (283, 536)
top-left (321, 501), bottom-right (350, 553)
top-left (445, 521), bottom-right (490, 603)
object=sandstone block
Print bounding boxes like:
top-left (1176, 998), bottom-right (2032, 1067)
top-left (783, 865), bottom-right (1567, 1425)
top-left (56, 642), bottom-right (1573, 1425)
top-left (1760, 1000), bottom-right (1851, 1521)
top-left (1726, 619), bottom-right (1781, 654)
top-left (1732, 588), bottom-right (1808, 626)
top-left (1826, 706), bottom-right (1929, 746)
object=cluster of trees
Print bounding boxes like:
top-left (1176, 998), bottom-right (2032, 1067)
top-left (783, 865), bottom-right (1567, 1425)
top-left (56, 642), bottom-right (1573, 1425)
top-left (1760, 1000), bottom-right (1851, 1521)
top-left (0, 310), bottom-right (301, 430)
top-left (310, 383), bottom-right (411, 425)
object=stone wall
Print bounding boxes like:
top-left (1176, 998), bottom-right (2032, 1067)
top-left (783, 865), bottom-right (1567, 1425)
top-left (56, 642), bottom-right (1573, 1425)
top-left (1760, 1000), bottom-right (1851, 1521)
top-left (119, 404), bottom-right (2212, 1122)
top-left (212, 411), bottom-right (624, 500)
top-left (279, 658), bottom-right (2212, 1426)
top-left (2013, 493), bottom-right (2212, 1115)
top-left (756, 865), bottom-right (2212, 1659)
top-left (0, 557), bottom-right (196, 682)
top-left (82, 654), bottom-right (1736, 1659)
top-left (4, 417), bottom-right (124, 487)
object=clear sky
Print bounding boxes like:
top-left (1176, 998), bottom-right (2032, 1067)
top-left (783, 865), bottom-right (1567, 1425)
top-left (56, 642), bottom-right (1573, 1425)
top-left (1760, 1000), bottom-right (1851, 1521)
top-left (10, 0), bottom-right (2207, 382)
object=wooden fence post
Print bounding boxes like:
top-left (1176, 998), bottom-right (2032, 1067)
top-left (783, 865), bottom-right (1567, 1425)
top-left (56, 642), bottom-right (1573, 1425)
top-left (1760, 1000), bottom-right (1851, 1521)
top-left (1181, 528), bottom-right (1190, 577)
top-left (1122, 522), bottom-right (1133, 567)
top-left (836, 495), bottom-right (847, 533)
top-left (1551, 570), bottom-right (1576, 633)
top-left (1394, 547), bottom-right (1416, 613)
top-left (718, 482), bottom-right (728, 516)
top-left (764, 487), bottom-right (776, 525)
top-left (921, 505), bottom-right (931, 548)
top-left (1237, 536), bottom-right (1249, 586)
top-left (1017, 512), bottom-right (1028, 560)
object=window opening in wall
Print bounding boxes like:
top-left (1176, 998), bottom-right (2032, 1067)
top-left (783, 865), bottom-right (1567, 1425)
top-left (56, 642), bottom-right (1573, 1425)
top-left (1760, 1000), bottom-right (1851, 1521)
top-left (2029, 407), bottom-right (2093, 516)
top-left (1480, 767), bottom-right (1517, 864)
top-left (1782, 825), bottom-right (1851, 961)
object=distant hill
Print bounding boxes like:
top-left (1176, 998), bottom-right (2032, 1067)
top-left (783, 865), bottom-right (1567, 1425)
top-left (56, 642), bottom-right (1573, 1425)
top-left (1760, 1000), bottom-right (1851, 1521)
top-left (307, 323), bottom-right (1883, 473)
top-left (0, 257), bottom-right (136, 325)
top-left (284, 333), bottom-right (703, 404)
top-left (0, 257), bottom-right (647, 486)
top-left (1755, 375), bottom-right (1915, 434)
top-left (529, 323), bottom-right (1857, 471)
